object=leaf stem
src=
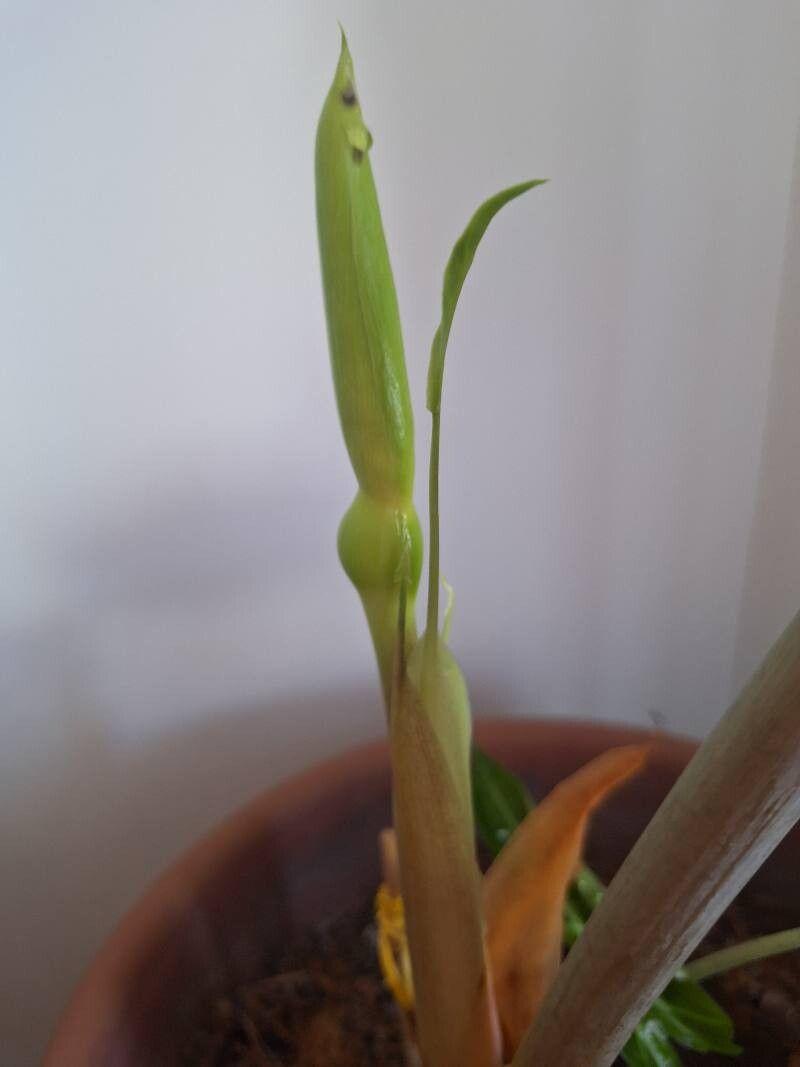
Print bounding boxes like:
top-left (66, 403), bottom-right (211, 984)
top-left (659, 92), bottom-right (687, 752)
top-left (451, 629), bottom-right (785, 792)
top-left (425, 408), bottom-right (441, 643)
top-left (685, 926), bottom-right (800, 982)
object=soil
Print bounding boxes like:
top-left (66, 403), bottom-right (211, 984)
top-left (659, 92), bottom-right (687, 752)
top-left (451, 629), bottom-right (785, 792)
top-left (183, 902), bottom-right (407, 1066)
top-left (682, 900), bottom-right (800, 1067)
top-left (186, 895), bottom-right (800, 1066)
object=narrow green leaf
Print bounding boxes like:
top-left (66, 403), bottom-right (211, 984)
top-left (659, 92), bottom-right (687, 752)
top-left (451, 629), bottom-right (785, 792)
top-left (426, 180), bottom-right (547, 414)
top-left (471, 745), bottom-right (534, 855)
top-left (566, 865), bottom-right (606, 937)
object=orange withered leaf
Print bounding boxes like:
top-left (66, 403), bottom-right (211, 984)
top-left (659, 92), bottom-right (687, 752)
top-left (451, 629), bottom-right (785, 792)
top-left (483, 744), bottom-right (649, 1058)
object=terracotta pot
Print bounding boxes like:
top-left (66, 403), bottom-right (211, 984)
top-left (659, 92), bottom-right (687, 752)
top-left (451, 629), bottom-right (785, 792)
top-left (44, 718), bottom-right (800, 1065)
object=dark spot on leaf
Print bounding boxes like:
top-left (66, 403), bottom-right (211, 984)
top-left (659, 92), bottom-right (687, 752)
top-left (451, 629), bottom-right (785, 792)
top-left (352, 147), bottom-right (364, 163)
top-left (341, 84), bottom-right (357, 107)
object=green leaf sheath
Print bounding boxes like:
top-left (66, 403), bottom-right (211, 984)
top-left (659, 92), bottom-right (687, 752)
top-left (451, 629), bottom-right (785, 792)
top-left (471, 747), bottom-right (740, 1065)
top-left (391, 640), bottom-right (497, 1067)
top-left (315, 33), bottom-right (421, 703)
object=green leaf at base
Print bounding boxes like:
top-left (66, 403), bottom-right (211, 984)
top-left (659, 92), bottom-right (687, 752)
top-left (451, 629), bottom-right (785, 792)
top-left (472, 745), bottom-right (533, 851)
top-left (651, 978), bottom-right (741, 1055)
top-left (621, 1018), bottom-right (682, 1067)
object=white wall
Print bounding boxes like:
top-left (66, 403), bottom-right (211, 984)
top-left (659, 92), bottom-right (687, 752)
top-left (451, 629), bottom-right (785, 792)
top-left (734, 121), bottom-right (800, 687)
top-left (2, 2), bottom-right (799, 1062)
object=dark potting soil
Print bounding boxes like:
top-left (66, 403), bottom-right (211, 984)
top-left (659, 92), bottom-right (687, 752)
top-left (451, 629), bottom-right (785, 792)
top-left (183, 901), bottom-right (407, 1066)
top-left (685, 900), bottom-right (800, 1067)
top-left (186, 897), bottom-right (800, 1066)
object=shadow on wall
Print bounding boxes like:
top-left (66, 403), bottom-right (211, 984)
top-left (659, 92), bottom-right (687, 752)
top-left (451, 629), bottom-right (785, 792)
top-left (0, 473), bottom-right (373, 1064)
top-left (1, 684), bottom-right (382, 1066)
top-left (59, 473), bottom-right (339, 611)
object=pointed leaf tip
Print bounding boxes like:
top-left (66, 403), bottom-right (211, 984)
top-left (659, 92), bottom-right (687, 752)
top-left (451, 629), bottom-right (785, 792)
top-left (335, 25), bottom-right (354, 83)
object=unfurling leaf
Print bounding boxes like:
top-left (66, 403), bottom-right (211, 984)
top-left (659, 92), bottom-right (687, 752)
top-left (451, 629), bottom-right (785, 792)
top-left (427, 180), bottom-right (547, 415)
top-left (483, 745), bottom-right (649, 1058)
